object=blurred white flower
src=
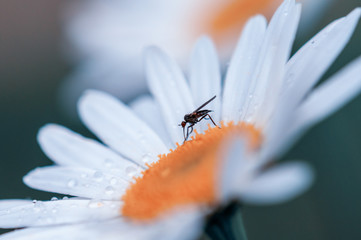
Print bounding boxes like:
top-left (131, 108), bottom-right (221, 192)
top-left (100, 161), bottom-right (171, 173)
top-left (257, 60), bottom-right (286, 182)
top-left (1, 0), bottom-right (361, 239)
top-left (61, 0), bottom-right (333, 117)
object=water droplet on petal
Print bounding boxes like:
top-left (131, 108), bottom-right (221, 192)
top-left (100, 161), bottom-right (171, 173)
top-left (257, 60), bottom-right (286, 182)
top-left (125, 166), bottom-right (137, 177)
top-left (67, 179), bottom-right (77, 188)
top-left (33, 201), bottom-right (44, 213)
top-left (141, 154), bottom-right (153, 164)
top-left (50, 197), bottom-right (58, 201)
top-left (105, 186), bottom-right (115, 195)
top-left (93, 171), bottom-right (104, 181)
top-left (110, 177), bottom-right (118, 185)
top-left (104, 159), bottom-right (114, 168)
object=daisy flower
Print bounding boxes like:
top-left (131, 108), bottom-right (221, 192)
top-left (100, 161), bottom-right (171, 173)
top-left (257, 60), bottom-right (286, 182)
top-left (1, 0), bottom-right (361, 239)
top-left (61, 0), bottom-right (333, 116)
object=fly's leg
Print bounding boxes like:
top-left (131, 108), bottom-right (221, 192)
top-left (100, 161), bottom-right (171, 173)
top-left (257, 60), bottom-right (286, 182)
top-left (182, 124), bottom-right (186, 142)
top-left (185, 124), bottom-right (194, 142)
top-left (198, 114), bottom-right (220, 128)
top-left (207, 114), bottom-right (220, 128)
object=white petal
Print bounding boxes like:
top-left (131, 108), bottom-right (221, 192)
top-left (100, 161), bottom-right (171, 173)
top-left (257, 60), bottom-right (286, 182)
top-left (222, 15), bottom-right (267, 123)
top-left (0, 227), bottom-right (65, 240)
top-left (243, 0), bottom-right (301, 126)
top-left (0, 227), bottom-right (95, 240)
top-left (0, 199), bottom-right (121, 228)
top-left (0, 206), bottom-right (205, 240)
top-left (282, 8), bottom-right (361, 108)
top-left (218, 138), bottom-right (257, 203)
top-left (0, 200), bottom-right (31, 211)
top-left (2, 227), bottom-right (102, 240)
top-left (23, 166), bottom-right (131, 200)
top-left (145, 47), bottom-right (195, 144)
top-left (105, 206), bottom-right (204, 240)
top-left (290, 56), bottom-right (361, 142)
top-left (189, 36), bottom-right (221, 132)
top-left (241, 161), bottom-right (314, 205)
top-left (0, 219), bottom-right (130, 240)
top-left (78, 90), bottom-right (168, 166)
top-left (264, 55), bottom-right (361, 161)
top-left (38, 124), bottom-right (142, 180)
top-left (130, 95), bottom-right (174, 149)
top-left (261, 8), bottom-right (361, 161)
top-left (148, 205), bottom-right (205, 240)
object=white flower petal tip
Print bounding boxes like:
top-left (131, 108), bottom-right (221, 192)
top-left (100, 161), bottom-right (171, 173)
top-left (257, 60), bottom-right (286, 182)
top-left (262, 7), bottom-right (361, 161)
top-left (348, 7), bottom-right (361, 19)
top-left (194, 35), bottom-right (212, 46)
top-left (284, 7), bottom-right (361, 103)
top-left (189, 35), bottom-right (221, 129)
top-left (292, 56), bottom-right (361, 136)
top-left (0, 199), bottom-right (121, 229)
top-left (244, 0), bottom-right (301, 126)
top-left (78, 89), bottom-right (167, 166)
top-left (191, 36), bottom-right (218, 59)
top-left (278, 0), bottom-right (296, 11)
top-left (241, 161), bottom-right (314, 205)
top-left (145, 46), bottom-right (195, 144)
top-left (221, 15), bottom-right (267, 123)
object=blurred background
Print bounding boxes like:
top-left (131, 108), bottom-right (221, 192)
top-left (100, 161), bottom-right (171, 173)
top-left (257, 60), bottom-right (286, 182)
top-left (0, 0), bottom-right (360, 239)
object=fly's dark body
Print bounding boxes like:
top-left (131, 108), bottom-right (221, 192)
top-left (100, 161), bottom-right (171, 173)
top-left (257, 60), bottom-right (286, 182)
top-left (179, 95), bottom-right (219, 143)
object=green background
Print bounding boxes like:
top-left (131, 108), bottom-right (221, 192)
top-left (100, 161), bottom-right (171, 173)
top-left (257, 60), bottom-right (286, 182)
top-left (0, 0), bottom-right (360, 239)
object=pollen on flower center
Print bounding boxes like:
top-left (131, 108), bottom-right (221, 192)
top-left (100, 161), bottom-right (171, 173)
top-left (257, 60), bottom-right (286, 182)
top-left (121, 122), bottom-right (262, 221)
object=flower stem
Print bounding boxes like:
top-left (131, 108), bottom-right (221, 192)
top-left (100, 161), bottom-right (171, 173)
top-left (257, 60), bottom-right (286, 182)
top-left (202, 201), bottom-right (248, 240)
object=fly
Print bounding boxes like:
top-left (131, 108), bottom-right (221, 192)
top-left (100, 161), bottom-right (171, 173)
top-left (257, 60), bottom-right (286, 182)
top-left (179, 95), bottom-right (219, 143)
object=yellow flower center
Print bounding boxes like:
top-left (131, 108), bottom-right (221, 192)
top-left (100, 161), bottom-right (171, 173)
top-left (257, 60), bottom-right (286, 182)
top-left (121, 122), bottom-right (261, 221)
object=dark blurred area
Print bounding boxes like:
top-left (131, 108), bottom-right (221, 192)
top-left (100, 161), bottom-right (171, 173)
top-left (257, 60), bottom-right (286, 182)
top-left (0, 0), bottom-right (360, 239)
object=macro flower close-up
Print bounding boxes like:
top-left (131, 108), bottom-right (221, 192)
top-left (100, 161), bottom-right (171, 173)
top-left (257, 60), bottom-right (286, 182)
top-left (1, 0), bottom-right (361, 239)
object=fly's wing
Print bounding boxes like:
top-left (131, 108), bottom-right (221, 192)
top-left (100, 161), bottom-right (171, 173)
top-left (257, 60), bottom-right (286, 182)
top-left (196, 110), bottom-right (212, 116)
top-left (193, 95), bottom-right (216, 113)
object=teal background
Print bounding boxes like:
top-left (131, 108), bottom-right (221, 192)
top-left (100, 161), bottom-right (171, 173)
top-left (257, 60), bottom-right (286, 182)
top-left (0, 0), bottom-right (360, 239)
